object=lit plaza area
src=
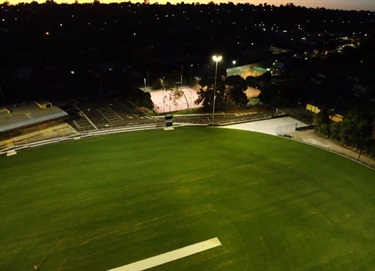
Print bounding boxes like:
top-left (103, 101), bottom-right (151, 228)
top-left (149, 87), bottom-right (203, 114)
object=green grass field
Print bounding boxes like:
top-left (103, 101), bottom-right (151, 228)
top-left (1, 128), bottom-right (374, 271)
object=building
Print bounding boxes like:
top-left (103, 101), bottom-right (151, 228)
top-left (0, 101), bottom-right (69, 142)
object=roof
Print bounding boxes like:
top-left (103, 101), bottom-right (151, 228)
top-left (0, 103), bottom-right (68, 133)
top-left (226, 60), bottom-right (272, 78)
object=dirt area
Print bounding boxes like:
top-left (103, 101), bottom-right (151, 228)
top-left (292, 130), bottom-right (375, 169)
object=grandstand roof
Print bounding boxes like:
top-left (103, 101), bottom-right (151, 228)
top-left (0, 103), bottom-right (68, 133)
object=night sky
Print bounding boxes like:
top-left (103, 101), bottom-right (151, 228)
top-left (5, 0), bottom-right (375, 11)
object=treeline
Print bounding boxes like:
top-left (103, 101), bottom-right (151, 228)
top-left (315, 108), bottom-right (374, 157)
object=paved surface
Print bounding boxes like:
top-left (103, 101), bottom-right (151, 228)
top-left (221, 117), bottom-right (374, 169)
top-left (292, 130), bottom-right (375, 168)
top-left (220, 116), bottom-right (308, 135)
top-left (71, 98), bottom-right (158, 131)
top-left (67, 96), bottom-right (279, 130)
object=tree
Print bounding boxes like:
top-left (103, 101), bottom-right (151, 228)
top-left (195, 76), bottom-right (226, 112)
top-left (163, 70), bottom-right (182, 89)
top-left (257, 71), bottom-right (271, 88)
top-left (314, 108), bottom-right (331, 136)
top-left (128, 87), bottom-right (154, 109)
top-left (245, 76), bottom-right (258, 88)
top-left (340, 108), bottom-right (373, 149)
top-left (329, 122), bottom-right (342, 141)
top-left (225, 75), bottom-right (248, 109)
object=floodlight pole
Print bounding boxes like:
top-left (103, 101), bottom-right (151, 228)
top-left (212, 55), bottom-right (222, 126)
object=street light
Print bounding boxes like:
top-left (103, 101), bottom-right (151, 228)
top-left (189, 64), bottom-right (193, 84)
top-left (212, 55), bottom-right (222, 126)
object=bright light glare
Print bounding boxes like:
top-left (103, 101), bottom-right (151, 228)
top-left (212, 55), bottom-right (222, 62)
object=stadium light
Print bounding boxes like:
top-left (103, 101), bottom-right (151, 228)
top-left (212, 55), bottom-right (222, 126)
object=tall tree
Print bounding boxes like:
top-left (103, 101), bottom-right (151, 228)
top-left (195, 76), bottom-right (226, 112)
top-left (340, 108), bottom-right (373, 149)
top-left (225, 75), bottom-right (248, 109)
top-left (314, 108), bottom-right (331, 135)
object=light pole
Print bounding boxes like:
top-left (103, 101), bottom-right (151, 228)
top-left (145, 70), bottom-right (149, 87)
top-left (212, 55), bottom-right (222, 126)
top-left (189, 64), bottom-right (193, 84)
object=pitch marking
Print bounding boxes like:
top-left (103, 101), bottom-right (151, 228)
top-left (107, 237), bottom-right (222, 271)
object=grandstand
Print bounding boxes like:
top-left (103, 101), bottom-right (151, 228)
top-left (0, 101), bottom-right (75, 148)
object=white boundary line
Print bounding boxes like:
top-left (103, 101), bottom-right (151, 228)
top-left (74, 105), bottom-right (98, 130)
top-left (97, 107), bottom-right (123, 123)
top-left (107, 237), bottom-right (222, 271)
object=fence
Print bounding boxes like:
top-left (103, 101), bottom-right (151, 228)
top-left (0, 122), bottom-right (206, 156)
top-left (275, 123), bottom-right (298, 135)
